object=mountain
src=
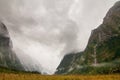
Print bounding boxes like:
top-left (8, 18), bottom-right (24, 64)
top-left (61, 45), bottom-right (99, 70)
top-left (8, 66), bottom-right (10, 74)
top-left (0, 21), bottom-right (24, 71)
top-left (55, 1), bottom-right (120, 74)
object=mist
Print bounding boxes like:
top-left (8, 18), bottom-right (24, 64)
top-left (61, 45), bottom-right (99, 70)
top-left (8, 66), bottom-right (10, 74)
top-left (0, 0), bottom-right (118, 74)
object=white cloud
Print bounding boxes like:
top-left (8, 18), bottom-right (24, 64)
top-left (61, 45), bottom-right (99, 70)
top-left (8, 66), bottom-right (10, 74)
top-left (0, 0), bottom-right (118, 74)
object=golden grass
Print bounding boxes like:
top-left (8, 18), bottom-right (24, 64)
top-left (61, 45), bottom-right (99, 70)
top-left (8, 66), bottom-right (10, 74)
top-left (0, 73), bottom-right (120, 80)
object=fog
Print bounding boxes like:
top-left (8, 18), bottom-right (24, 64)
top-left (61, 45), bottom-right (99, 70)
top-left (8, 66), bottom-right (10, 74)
top-left (0, 0), bottom-right (118, 74)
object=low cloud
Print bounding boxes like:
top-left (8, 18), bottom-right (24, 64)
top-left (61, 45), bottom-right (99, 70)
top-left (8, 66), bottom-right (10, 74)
top-left (0, 0), bottom-right (118, 74)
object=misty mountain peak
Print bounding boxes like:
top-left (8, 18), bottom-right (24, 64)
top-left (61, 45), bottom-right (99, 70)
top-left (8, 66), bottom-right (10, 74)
top-left (0, 21), bottom-right (24, 70)
top-left (0, 22), bottom-right (9, 37)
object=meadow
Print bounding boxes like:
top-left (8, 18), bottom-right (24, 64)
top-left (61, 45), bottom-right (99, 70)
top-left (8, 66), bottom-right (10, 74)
top-left (0, 73), bottom-right (120, 80)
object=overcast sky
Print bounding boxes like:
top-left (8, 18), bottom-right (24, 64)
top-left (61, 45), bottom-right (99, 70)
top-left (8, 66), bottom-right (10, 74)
top-left (0, 0), bottom-right (118, 74)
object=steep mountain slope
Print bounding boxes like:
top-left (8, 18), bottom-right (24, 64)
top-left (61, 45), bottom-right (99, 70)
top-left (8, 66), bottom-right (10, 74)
top-left (56, 1), bottom-right (120, 74)
top-left (0, 21), bottom-right (24, 71)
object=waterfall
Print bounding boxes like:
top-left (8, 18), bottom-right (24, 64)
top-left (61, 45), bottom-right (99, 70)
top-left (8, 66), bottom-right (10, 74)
top-left (93, 44), bottom-right (97, 66)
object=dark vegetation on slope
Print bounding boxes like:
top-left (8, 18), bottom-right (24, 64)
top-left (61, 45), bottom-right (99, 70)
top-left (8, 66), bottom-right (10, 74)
top-left (0, 66), bottom-right (41, 74)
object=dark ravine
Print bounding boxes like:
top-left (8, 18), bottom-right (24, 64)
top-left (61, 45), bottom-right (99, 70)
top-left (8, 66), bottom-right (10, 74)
top-left (55, 1), bottom-right (120, 74)
top-left (0, 21), bottom-right (24, 71)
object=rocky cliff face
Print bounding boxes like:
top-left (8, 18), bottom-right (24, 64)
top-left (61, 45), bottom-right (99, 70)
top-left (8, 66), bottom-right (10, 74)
top-left (56, 1), bottom-right (120, 74)
top-left (0, 22), bottom-right (24, 70)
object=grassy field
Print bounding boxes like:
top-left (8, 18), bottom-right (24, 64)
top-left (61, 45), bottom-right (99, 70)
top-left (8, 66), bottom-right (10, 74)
top-left (0, 73), bottom-right (120, 80)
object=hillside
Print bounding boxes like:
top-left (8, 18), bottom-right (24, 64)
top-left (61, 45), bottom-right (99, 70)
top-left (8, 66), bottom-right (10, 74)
top-left (0, 22), bottom-right (24, 71)
top-left (55, 1), bottom-right (120, 74)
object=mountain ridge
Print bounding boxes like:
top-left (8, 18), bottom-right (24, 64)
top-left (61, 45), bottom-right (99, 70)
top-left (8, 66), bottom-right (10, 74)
top-left (0, 21), bottom-right (24, 71)
top-left (55, 1), bottom-right (120, 74)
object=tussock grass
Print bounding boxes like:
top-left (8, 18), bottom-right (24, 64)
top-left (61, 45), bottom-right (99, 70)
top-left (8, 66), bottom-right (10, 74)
top-left (0, 73), bottom-right (120, 80)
